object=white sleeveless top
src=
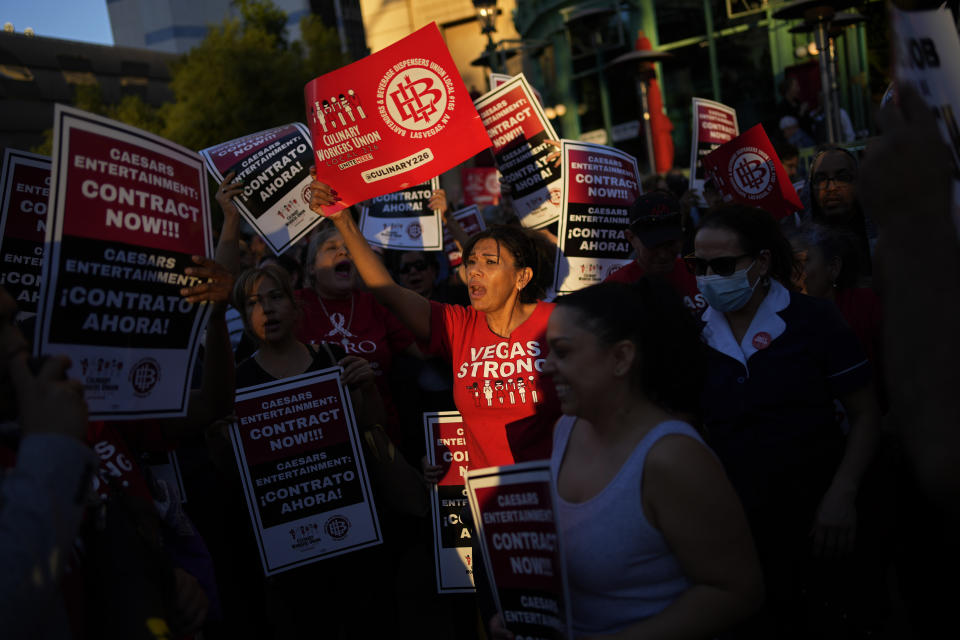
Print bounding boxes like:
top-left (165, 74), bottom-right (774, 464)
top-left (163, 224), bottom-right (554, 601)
top-left (550, 415), bottom-right (705, 635)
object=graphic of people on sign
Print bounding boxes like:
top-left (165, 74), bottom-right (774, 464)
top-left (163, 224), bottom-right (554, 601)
top-left (313, 100), bottom-right (328, 131)
top-left (322, 100), bottom-right (335, 131)
top-left (516, 377), bottom-right (527, 403)
top-left (331, 96), bottom-right (348, 127)
top-left (338, 94), bottom-right (355, 122)
top-left (348, 89), bottom-right (366, 119)
top-left (314, 90), bottom-right (369, 133)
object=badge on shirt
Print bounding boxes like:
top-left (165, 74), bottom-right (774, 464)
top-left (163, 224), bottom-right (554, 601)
top-left (751, 331), bottom-right (772, 350)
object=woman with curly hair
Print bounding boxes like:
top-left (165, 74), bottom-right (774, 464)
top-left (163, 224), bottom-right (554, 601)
top-left (309, 177), bottom-right (561, 471)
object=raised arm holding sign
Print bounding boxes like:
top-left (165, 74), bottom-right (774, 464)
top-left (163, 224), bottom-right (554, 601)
top-left (200, 124), bottom-right (320, 257)
top-left (304, 23), bottom-right (490, 215)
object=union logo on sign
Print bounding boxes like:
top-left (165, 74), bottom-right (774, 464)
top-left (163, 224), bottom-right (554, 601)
top-left (379, 61), bottom-right (452, 135)
top-left (325, 515), bottom-right (351, 540)
top-left (129, 357), bottom-right (161, 397)
top-left (728, 146), bottom-right (775, 199)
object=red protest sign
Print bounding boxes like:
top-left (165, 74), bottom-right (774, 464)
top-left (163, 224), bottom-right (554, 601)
top-left (304, 23), bottom-right (491, 215)
top-left (701, 124), bottom-right (802, 220)
top-left (461, 167), bottom-right (501, 207)
top-left (466, 461), bottom-right (573, 640)
top-left (444, 204), bottom-right (486, 267)
top-left (688, 98), bottom-right (739, 200)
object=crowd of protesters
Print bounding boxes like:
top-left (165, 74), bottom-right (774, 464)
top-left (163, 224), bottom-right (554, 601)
top-left (2, 44), bottom-right (960, 640)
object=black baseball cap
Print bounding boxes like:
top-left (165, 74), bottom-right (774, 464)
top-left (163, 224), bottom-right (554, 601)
top-left (628, 190), bottom-right (682, 248)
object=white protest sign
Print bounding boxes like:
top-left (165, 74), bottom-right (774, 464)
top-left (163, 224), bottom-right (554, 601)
top-left (231, 368), bottom-right (381, 576)
top-left (892, 5), bottom-right (960, 234)
top-left (200, 124), bottom-right (320, 256)
top-left (424, 411), bottom-right (476, 593)
top-left (36, 105), bottom-right (213, 420)
top-left (359, 177), bottom-right (442, 250)
top-left (475, 74), bottom-right (561, 229)
top-left (554, 140), bottom-right (641, 294)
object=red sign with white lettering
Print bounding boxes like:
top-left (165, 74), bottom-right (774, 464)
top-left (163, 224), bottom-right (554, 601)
top-left (702, 124), bottom-right (803, 220)
top-left (304, 23), bottom-right (491, 215)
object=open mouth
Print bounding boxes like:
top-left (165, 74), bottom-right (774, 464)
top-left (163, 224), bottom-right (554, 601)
top-left (468, 283), bottom-right (486, 300)
top-left (333, 260), bottom-right (353, 278)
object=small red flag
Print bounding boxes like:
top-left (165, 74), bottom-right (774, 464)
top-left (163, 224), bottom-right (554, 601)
top-left (701, 124), bottom-right (802, 219)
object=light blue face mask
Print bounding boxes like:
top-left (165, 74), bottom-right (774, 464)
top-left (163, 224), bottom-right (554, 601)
top-left (696, 261), bottom-right (758, 312)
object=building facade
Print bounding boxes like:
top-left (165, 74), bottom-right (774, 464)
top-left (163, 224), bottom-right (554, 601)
top-left (0, 31), bottom-right (175, 151)
top-left (106, 0), bottom-right (368, 59)
top-left (513, 0), bottom-right (877, 172)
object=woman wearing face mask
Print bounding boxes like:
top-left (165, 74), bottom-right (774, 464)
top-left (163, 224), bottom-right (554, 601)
top-left (689, 205), bottom-right (880, 637)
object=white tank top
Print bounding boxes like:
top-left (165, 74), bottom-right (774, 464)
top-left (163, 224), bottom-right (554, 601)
top-left (550, 415), bottom-right (705, 635)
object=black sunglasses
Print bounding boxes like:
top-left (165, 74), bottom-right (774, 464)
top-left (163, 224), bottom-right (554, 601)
top-left (811, 170), bottom-right (855, 188)
top-left (398, 259), bottom-right (430, 275)
top-left (683, 254), bottom-right (752, 277)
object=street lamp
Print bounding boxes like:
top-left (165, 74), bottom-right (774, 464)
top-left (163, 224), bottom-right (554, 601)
top-left (473, 0), bottom-right (499, 71)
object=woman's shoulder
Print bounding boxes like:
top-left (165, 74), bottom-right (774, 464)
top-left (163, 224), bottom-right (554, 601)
top-left (236, 354), bottom-right (272, 387)
top-left (643, 422), bottom-right (716, 481)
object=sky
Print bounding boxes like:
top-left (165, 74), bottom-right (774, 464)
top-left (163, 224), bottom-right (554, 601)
top-left (0, 0), bottom-right (114, 45)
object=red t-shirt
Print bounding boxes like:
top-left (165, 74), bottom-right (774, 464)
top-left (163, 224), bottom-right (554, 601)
top-left (295, 289), bottom-right (415, 435)
top-left (423, 300), bottom-right (561, 469)
top-left (834, 287), bottom-right (882, 368)
top-left (604, 258), bottom-right (707, 318)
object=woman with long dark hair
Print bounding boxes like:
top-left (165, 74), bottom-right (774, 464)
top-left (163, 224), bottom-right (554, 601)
top-left (534, 280), bottom-right (763, 638)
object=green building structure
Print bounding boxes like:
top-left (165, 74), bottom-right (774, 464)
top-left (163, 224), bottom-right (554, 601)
top-left (508, 0), bottom-right (881, 173)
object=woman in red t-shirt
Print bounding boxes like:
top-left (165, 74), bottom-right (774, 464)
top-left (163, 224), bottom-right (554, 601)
top-left (308, 177), bottom-right (561, 471)
top-left (295, 221), bottom-right (417, 440)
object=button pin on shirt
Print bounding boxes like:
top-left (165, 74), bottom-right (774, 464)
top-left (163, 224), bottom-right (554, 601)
top-left (752, 331), bottom-right (772, 350)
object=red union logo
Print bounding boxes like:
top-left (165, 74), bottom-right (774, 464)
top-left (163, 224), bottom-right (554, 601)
top-left (378, 60), bottom-right (453, 136)
top-left (727, 146), bottom-right (775, 199)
